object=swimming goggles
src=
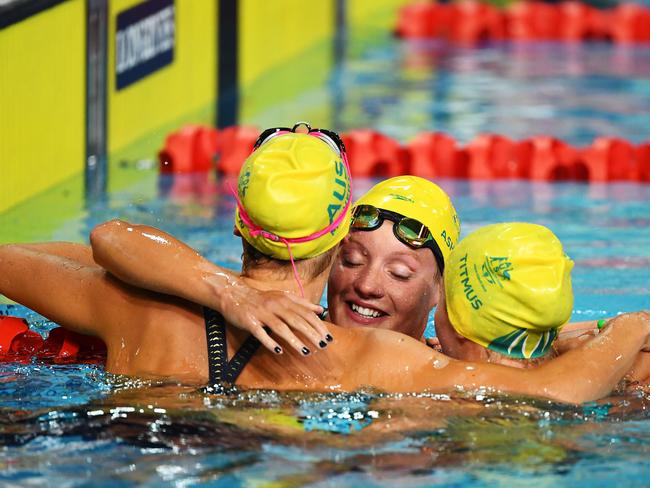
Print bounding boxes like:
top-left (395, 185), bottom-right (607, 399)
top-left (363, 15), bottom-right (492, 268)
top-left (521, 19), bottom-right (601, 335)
top-left (232, 123), bottom-right (352, 297)
top-left (253, 122), bottom-right (347, 158)
top-left (351, 204), bottom-right (445, 273)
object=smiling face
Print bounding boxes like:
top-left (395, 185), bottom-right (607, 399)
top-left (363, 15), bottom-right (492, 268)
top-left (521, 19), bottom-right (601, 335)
top-left (326, 221), bottom-right (441, 338)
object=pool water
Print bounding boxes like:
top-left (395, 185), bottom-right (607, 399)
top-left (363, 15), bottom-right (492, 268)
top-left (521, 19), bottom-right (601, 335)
top-left (332, 40), bottom-right (650, 146)
top-left (3, 36), bottom-right (650, 486)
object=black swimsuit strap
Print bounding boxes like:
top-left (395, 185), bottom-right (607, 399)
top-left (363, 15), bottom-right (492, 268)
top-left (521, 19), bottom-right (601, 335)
top-left (203, 307), bottom-right (261, 385)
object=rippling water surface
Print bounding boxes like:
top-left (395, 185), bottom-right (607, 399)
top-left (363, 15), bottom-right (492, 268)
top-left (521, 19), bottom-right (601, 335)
top-left (333, 41), bottom-right (650, 145)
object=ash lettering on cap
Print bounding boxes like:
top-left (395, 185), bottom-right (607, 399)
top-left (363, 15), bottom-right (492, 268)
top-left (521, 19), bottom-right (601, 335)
top-left (440, 230), bottom-right (455, 250)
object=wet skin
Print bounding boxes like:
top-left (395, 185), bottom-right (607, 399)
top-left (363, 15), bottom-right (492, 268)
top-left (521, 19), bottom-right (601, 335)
top-left (327, 221), bottom-right (441, 339)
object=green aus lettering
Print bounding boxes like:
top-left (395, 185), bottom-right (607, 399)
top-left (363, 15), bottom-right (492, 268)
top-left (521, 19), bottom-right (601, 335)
top-left (327, 160), bottom-right (349, 234)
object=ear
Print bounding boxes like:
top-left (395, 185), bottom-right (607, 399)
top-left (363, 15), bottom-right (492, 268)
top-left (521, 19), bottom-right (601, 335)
top-left (428, 274), bottom-right (443, 309)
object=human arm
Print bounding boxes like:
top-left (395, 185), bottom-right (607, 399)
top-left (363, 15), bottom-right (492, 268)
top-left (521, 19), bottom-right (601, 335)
top-left (344, 311), bottom-right (650, 403)
top-left (89, 219), bottom-right (330, 354)
top-left (0, 243), bottom-right (151, 340)
top-left (10, 242), bottom-right (98, 266)
top-left (553, 319), bottom-right (601, 354)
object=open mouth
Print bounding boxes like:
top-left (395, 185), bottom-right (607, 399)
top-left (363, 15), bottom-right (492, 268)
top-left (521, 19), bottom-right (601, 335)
top-left (348, 302), bottom-right (387, 320)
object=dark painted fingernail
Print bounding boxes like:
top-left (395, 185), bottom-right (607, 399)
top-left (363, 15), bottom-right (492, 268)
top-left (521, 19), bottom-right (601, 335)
top-left (274, 346), bottom-right (282, 354)
top-left (302, 347), bottom-right (310, 356)
top-left (326, 334), bottom-right (333, 342)
top-left (319, 340), bottom-right (327, 348)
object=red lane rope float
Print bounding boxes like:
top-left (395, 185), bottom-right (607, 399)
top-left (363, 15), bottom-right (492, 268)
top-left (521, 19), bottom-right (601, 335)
top-left (158, 125), bottom-right (650, 183)
top-left (408, 133), bottom-right (650, 182)
top-left (341, 129), bottom-right (410, 178)
top-left (159, 125), bottom-right (220, 174)
top-left (216, 125), bottom-right (260, 176)
top-left (0, 316), bottom-right (106, 364)
top-left (396, 1), bottom-right (650, 44)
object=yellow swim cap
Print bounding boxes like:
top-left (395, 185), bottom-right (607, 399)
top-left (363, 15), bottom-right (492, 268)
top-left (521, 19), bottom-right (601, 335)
top-left (445, 223), bottom-right (574, 359)
top-left (354, 176), bottom-right (460, 269)
top-left (235, 132), bottom-right (351, 260)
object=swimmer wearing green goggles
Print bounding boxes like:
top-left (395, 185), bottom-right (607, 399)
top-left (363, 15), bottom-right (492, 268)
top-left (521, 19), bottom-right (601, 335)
top-left (326, 176), bottom-right (458, 339)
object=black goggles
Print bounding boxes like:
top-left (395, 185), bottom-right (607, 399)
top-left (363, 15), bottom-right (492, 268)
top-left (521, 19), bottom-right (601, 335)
top-left (253, 122), bottom-right (347, 157)
top-left (351, 204), bottom-right (445, 273)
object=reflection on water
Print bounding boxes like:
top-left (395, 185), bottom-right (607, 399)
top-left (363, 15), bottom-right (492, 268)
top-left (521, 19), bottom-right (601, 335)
top-left (334, 41), bottom-right (650, 145)
top-left (3, 378), bottom-right (650, 486)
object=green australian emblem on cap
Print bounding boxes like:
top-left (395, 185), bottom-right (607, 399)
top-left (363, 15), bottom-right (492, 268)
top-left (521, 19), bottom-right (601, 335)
top-left (488, 328), bottom-right (557, 359)
top-left (480, 256), bottom-right (513, 289)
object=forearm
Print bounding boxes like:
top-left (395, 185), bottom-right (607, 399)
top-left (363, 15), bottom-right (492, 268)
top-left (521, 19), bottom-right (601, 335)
top-left (90, 219), bottom-right (237, 309)
top-left (357, 314), bottom-right (649, 403)
top-left (529, 313), bottom-right (650, 403)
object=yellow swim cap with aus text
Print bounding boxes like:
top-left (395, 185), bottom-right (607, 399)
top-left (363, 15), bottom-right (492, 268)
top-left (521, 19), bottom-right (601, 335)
top-left (235, 132), bottom-right (352, 260)
top-left (445, 222), bottom-right (574, 359)
top-left (354, 175), bottom-right (460, 269)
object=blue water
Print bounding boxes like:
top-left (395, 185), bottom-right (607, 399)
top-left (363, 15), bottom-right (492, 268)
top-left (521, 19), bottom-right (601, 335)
top-left (333, 41), bottom-right (650, 146)
top-left (3, 36), bottom-right (650, 486)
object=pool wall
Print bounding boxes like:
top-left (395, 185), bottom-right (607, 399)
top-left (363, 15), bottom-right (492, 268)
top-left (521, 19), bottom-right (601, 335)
top-left (0, 1), bottom-right (86, 215)
top-left (0, 0), bottom-right (409, 236)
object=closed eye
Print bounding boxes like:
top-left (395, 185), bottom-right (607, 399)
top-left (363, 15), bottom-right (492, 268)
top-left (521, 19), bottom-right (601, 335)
top-left (389, 265), bottom-right (415, 281)
top-left (342, 256), bottom-right (364, 267)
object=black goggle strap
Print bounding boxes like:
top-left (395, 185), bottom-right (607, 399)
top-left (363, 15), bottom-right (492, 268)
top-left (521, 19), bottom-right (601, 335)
top-left (253, 123), bottom-right (345, 158)
top-left (426, 239), bottom-right (446, 275)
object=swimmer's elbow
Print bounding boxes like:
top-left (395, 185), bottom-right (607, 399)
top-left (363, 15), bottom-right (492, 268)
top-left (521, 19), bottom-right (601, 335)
top-left (90, 219), bottom-right (129, 265)
top-left (90, 219), bottom-right (128, 243)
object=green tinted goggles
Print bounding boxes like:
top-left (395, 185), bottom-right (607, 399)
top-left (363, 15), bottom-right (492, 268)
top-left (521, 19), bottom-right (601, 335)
top-left (351, 204), bottom-right (445, 273)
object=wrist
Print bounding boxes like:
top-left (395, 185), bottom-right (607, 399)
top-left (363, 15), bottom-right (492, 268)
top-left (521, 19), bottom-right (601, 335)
top-left (205, 269), bottom-right (239, 312)
top-left (608, 313), bottom-right (650, 343)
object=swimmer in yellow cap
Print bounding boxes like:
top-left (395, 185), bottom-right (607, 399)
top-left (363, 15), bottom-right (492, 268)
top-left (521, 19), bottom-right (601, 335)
top-left (327, 175), bottom-right (460, 338)
top-left (4, 124), bottom-right (650, 403)
top-left (434, 223), bottom-right (650, 383)
top-left (434, 223), bottom-right (572, 365)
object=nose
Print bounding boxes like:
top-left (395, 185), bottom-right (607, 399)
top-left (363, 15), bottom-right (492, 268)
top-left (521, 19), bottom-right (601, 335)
top-left (353, 265), bottom-right (384, 299)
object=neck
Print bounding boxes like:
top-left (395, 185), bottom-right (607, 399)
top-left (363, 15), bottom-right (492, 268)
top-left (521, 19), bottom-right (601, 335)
top-left (486, 354), bottom-right (527, 368)
top-left (240, 269), bottom-right (328, 304)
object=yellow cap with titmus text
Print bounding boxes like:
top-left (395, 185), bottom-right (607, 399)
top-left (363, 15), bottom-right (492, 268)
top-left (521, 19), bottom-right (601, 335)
top-left (445, 223), bottom-right (574, 359)
top-left (235, 132), bottom-right (351, 260)
top-left (354, 176), bottom-right (460, 269)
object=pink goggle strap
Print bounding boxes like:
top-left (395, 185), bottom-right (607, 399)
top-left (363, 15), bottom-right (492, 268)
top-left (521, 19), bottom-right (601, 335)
top-left (232, 131), bottom-right (352, 297)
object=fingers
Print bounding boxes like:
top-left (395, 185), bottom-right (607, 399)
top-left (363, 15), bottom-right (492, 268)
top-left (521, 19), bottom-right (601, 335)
top-left (261, 316), bottom-right (313, 356)
top-left (283, 292), bottom-right (324, 314)
top-left (246, 319), bottom-right (284, 355)
top-left (238, 290), bottom-right (332, 356)
top-left (281, 309), bottom-right (331, 350)
top-left (264, 292), bottom-right (331, 347)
